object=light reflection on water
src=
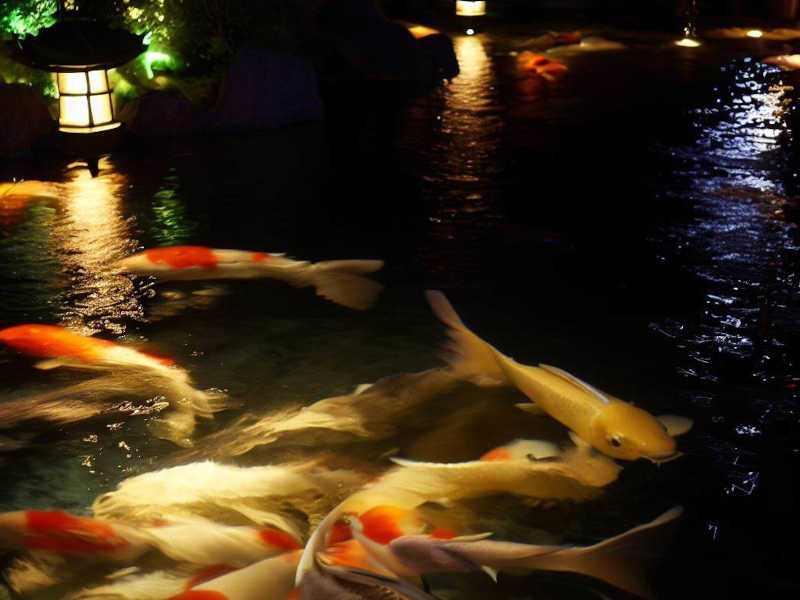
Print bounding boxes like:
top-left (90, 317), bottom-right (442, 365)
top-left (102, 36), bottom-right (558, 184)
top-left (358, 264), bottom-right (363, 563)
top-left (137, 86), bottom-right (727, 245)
top-left (53, 159), bottom-right (142, 335)
top-left (407, 34), bottom-right (506, 285)
top-left (650, 58), bottom-right (800, 511)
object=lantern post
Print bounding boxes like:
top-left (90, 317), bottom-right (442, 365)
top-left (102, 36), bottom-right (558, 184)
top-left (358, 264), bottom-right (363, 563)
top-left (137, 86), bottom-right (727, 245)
top-left (455, 1), bottom-right (486, 36)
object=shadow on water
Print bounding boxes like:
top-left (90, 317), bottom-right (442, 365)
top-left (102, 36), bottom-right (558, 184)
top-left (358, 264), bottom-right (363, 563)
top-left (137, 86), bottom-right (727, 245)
top-left (0, 24), bottom-right (799, 599)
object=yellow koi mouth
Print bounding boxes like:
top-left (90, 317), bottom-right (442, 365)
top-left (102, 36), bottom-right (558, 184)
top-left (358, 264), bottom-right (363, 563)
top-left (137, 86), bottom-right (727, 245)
top-left (646, 451), bottom-right (684, 466)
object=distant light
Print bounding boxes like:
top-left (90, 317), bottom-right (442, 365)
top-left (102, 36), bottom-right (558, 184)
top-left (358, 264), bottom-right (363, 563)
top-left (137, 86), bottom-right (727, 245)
top-left (456, 1), bottom-right (486, 17)
top-left (466, 28), bottom-right (475, 36)
top-left (746, 29), bottom-right (764, 38)
top-left (674, 38), bottom-right (701, 48)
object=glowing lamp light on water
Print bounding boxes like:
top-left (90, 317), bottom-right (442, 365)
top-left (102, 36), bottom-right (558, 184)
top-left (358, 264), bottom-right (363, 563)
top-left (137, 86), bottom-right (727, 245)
top-left (674, 38), bottom-right (701, 48)
top-left (746, 29), bottom-right (764, 38)
top-left (55, 68), bottom-right (120, 134)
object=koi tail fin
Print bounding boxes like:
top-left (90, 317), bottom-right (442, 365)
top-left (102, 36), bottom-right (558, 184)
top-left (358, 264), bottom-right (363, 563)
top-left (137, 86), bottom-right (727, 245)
top-left (153, 384), bottom-right (231, 447)
top-left (531, 506), bottom-right (683, 600)
top-left (306, 260), bottom-right (384, 310)
top-left (424, 291), bottom-right (507, 386)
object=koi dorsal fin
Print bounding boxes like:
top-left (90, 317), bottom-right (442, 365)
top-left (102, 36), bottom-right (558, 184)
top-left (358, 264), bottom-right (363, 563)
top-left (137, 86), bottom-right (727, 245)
top-left (538, 364), bottom-right (610, 404)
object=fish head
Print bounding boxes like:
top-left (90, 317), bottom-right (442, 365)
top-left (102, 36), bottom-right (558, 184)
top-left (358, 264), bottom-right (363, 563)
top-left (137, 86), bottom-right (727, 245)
top-left (591, 402), bottom-right (678, 462)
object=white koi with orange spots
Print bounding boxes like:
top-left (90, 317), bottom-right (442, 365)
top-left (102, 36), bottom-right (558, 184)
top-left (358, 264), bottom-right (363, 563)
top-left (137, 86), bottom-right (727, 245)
top-left (117, 246), bottom-right (384, 310)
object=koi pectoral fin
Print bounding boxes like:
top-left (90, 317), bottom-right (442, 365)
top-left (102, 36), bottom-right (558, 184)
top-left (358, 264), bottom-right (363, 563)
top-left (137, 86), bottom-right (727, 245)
top-left (657, 415), bottom-right (693, 437)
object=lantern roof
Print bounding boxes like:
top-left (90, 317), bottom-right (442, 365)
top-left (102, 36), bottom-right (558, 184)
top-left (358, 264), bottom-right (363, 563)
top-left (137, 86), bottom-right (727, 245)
top-left (14, 19), bottom-right (145, 71)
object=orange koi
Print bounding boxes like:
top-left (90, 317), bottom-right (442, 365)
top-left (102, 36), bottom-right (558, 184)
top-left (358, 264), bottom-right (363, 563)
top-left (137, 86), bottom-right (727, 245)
top-left (0, 510), bottom-right (149, 563)
top-left (0, 324), bottom-right (227, 444)
top-left (0, 324), bottom-right (172, 368)
top-left (516, 52), bottom-right (568, 80)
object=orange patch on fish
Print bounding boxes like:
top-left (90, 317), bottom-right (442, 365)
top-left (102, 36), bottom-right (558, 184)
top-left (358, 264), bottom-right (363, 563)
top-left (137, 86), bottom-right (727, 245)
top-left (283, 589), bottom-right (300, 600)
top-left (328, 521), bottom-right (353, 545)
top-left (250, 252), bottom-right (271, 262)
top-left (259, 529), bottom-right (302, 551)
top-left (480, 448), bottom-right (512, 461)
top-left (23, 510), bottom-right (129, 554)
top-left (359, 506), bottom-right (408, 544)
top-left (184, 565), bottom-right (238, 590)
top-left (0, 325), bottom-right (115, 363)
top-left (325, 539), bottom-right (373, 571)
top-left (430, 527), bottom-right (456, 539)
top-left (145, 246), bottom-right (219, 270)
top-left (170, 591), bottom-right (229, 600)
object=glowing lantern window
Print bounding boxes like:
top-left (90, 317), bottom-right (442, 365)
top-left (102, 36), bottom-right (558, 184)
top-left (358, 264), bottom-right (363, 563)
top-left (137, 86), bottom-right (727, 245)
top-left (55, 68), bottom-right (119, 133)
top-left (456, 1), bottom-right (486, 17)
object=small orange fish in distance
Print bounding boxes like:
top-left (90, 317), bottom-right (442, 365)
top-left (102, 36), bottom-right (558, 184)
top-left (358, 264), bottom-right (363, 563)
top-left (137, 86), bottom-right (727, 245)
top-left (116, 246), bottom-right (385, 310)
top-left (0, 510), bottom-right (150, 563)
top-left (516, 52), bottom-right (568, 80)
top-left (553, 31), bottom-right (582, 45)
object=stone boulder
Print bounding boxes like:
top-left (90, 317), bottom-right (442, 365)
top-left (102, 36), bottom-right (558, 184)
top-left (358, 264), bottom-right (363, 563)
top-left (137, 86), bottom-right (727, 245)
top-left (209, 49), bottom-right (324, 132)
top-left (309, 0), bottom-right (458, 86)
top-left (417, 33), bottom-right (459, 83)
top-left (118, 91), bottom-right (201, 136)
top-left (0, 83), bottom-right (54, 158)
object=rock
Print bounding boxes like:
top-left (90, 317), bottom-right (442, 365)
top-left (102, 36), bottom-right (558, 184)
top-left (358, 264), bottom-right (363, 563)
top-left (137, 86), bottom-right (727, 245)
top-left (417, 33), bottom-right (459, 83)
top-left (118, 91), bottom-right (201, 136)
top-left (210, 49), bottom-right (324, 132)
top-left (309, 0), bottom-right (457, 86)
top-left (0, 83), bottom-right (54, 158)
top-left (309, 0), bottom-right (419, 81)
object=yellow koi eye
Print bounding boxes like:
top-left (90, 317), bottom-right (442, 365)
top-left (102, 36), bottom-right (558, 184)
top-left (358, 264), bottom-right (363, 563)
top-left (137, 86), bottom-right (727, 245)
top-left (609, 436), bottom-right (622, 448)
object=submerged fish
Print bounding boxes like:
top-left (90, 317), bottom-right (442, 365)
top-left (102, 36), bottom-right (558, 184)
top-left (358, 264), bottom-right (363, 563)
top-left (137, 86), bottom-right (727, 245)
top-left (166, 551), bottom-right (301, 600)
top-left (170, 368), bottom-right (461, 461)
top-left (0, 324), bottom-right (228, 445)
top-left (425, 291), bottom-right (692, 463)
top-left (296, 442), bottom-right (620, 585)
top-left (0, 510), bottom-right (150, 563)
top-left (762, 54), bottom-right (800, 70)
top-left (92, 460), bottom-right (365, 541)
top-left (354, 506), bottom-right (683, 600)
top-left (116, 247), bottom-right (384, 310)
top-left (516, 52), bottom-right (568, 80)
top-left (0, 509), bottom-right (300, 569)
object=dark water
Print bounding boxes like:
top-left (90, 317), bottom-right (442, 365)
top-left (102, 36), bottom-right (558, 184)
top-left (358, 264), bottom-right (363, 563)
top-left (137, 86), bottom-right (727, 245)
top-left (1, 25), bottom-right (799, 598)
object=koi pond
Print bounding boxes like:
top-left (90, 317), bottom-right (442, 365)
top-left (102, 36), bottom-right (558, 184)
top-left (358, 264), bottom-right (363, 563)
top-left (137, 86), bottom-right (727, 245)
top-left (0, 24), bottom-right (798, 600)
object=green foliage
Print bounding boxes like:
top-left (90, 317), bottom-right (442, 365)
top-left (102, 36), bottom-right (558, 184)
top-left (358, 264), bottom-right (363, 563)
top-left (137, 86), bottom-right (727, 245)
top-left (119, 0), bottom-right (318, 67)
top-left (0, 0), bottom-right (57, 39)
top-left (0, 49), bottom-right (57, 98)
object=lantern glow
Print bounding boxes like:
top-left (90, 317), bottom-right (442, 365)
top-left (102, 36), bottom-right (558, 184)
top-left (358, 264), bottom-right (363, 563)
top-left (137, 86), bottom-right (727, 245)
top-left (746, 30), bottom-right (764, 38)
top-left (674, 38), bottom-right (701, 48)
top-left (456, 1), bottom-right (486, 17)
top-left (55, 68), bottom-right (120, 133)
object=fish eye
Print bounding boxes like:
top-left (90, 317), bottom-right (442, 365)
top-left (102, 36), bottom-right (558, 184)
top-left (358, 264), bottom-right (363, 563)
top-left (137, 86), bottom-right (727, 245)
top-left (609, 436), bottom-right (622, 447)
